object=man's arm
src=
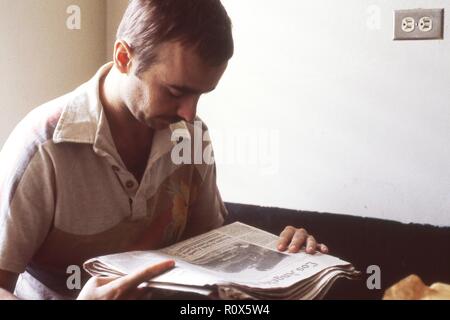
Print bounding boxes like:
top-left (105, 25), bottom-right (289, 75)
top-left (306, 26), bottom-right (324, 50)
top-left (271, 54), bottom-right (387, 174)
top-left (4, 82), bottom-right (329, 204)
top-left (0, 270), bottom-right (19, 300)
top-left (0, 125), bottom-right (57, 299)
top-left (0, 262), bottom-right (176, 300)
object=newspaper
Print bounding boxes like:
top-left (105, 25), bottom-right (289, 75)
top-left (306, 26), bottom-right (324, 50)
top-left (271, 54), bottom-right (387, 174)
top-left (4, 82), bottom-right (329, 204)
top-left (84, 222), bottom-right (360, 300)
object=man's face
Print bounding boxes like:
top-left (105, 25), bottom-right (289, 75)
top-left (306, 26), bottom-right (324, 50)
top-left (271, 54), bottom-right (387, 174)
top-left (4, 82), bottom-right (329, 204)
top-left (121, 41), bottom-right (228, 130)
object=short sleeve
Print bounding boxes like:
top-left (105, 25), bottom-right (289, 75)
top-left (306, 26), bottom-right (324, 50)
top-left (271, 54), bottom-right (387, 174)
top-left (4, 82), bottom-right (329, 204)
top-left (0, 134), bottom-right (55, 274)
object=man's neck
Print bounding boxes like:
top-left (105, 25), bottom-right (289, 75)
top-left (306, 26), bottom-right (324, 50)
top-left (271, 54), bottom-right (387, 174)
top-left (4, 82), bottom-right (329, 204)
top-left (99, 66), bottom-right (154, 183)
top-left (100, 67), bottom-right (153, 141)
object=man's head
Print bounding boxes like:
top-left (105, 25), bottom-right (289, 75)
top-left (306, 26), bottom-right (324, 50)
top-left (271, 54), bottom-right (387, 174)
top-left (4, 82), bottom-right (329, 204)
top-left (112, 0), bottom-right (234, 130)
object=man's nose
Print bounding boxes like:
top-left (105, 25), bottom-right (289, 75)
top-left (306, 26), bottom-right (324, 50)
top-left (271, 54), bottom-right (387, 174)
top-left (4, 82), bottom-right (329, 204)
top-left (177, 96), bottom-right (199, 123)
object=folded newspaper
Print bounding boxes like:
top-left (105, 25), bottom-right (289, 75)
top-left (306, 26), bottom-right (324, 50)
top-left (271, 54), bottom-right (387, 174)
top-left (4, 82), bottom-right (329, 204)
top-left (83, 222), bottom-right (360, 300)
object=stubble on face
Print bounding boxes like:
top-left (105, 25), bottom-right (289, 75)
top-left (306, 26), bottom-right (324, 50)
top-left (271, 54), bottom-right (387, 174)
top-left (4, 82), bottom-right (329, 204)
top-left (122, 42), bottom-right (228, 130)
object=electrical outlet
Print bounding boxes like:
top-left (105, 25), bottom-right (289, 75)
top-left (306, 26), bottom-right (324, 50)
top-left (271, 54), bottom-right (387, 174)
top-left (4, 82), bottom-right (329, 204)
top-left (394, 8), bottom-right (444, 40)
top-left (418, 17), bottom-right (433, 32)
top-left (401, 17), bottom-right (415, 32)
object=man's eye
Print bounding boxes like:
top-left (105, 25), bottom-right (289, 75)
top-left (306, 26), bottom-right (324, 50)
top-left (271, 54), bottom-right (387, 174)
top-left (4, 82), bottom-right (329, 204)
top-left (168, 88), bottom-right (183, 98)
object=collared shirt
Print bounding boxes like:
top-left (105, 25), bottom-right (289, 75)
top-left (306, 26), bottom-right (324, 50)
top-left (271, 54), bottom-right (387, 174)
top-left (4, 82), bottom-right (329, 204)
top-left (0, 63), bottom-right (227, 299)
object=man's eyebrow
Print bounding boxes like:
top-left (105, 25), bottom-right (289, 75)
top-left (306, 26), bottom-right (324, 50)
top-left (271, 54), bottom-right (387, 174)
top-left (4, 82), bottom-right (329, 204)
top-left (168, 84), bottom-right (216, 95)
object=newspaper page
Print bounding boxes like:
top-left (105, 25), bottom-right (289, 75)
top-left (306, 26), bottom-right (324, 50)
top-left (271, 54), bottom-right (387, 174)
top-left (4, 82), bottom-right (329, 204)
top-left (84, 222), bottom-right (356, 292)
top-left (160, 222), bottom-right (354, 289)
top-left (84, 250), bottom-right (223, 288)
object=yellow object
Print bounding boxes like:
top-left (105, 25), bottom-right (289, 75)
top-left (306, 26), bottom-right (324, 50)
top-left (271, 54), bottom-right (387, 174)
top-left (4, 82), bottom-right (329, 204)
top-left (383, 275), bottom-right (450, 300)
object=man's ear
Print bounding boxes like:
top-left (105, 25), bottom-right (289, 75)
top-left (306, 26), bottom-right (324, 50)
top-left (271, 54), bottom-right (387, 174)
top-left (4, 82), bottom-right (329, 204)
top-left (113, 40), bottom-right (133, 74)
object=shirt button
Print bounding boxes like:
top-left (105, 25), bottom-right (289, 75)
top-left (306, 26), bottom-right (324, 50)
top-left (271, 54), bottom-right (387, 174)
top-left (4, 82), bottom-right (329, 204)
top-left (126, 181), bottom-right (135, 189)
top-left (112, 165), bottom-right (120, 172)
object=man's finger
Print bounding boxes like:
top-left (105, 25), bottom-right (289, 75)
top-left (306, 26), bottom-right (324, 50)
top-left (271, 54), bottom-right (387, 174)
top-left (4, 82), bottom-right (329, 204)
top-left (110, 259), bottom-right (175, 293)
top-left (306, 235), bottom-right (317, 254)
top-left (318, 244), bottom-right (329, 253)
top-left (277, 226), bottom-right (296, 251)
top-left (84, 275), bottom-right (121, 290)
top-left (288, 229), bottom-right (308, 253)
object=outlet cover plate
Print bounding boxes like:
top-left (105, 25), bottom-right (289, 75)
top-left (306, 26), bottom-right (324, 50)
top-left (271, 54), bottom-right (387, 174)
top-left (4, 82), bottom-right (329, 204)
top-left (394, 8), bottom-right (444, 40)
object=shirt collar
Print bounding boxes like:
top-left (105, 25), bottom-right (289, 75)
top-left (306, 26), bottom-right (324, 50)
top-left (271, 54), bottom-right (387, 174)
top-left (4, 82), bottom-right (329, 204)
top-left (52, 62), bottom-right (192, 161)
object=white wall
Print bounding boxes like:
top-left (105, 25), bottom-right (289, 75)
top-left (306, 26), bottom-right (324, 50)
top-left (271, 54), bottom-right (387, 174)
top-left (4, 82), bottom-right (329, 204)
top-left (198, 0), bottom-right (450, 226)
top-left (106, 0), bottom-right (129, 60)
top-left (0, 0), bottom-right (106, 145)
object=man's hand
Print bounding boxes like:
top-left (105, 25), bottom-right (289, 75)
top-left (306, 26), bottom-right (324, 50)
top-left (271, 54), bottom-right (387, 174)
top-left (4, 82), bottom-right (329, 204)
top-left (277, 226), bottom-right (328, 254)
top-left (77, 259), bottom-right (175, 300)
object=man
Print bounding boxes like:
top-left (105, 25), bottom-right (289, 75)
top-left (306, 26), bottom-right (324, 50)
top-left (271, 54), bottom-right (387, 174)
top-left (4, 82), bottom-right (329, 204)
top-left (0, 0), bottom-right (327, 300)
